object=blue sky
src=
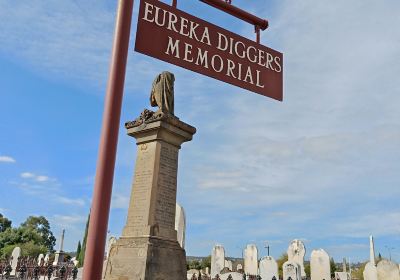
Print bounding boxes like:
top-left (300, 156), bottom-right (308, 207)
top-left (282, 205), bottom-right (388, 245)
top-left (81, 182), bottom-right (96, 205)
top-left (1, 0), bottom-right (399, 263)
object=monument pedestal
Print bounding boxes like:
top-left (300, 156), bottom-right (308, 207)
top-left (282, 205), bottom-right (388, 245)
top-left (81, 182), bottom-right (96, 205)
top-left (104, 110), bottom-right (196, 280)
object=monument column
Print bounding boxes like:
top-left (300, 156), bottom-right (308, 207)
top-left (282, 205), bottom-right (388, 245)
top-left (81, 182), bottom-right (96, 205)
top-left (104, 109), bottom-right (196, 280)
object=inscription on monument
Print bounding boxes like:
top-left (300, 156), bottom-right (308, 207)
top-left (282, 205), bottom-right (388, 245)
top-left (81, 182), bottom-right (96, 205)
top-left (155, 143), bottom-right (178, 229)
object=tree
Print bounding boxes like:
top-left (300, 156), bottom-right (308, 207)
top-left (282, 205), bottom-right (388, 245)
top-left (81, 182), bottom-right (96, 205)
top-left (304, 262), bottom-right (311, 278)
top-left (0, 215), bottom-right (56, 258)
top-left (0, 214), bottom-right (12, 233)
top-left (330, 257), bottom-right (337, 278)
top-left (76, 241), bottom-right (82, 258)
top-left (78, 213), bottom-right (90, 267)
top-left (20, 216), bottom-right (56, 252)
top-left (277, 253), bottom-right (288, 278)
top-left (200, 255), bottom-right (211, 269)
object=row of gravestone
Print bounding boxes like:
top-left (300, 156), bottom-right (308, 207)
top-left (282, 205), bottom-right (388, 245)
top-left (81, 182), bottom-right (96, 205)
top-left (4, 246), bottom-right (79, 277)
top-left (210, 240), bottom-right (340, 280)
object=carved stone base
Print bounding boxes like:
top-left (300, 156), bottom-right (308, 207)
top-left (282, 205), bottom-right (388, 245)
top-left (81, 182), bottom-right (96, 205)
top-left (104, 236), bottom-right (186, 280)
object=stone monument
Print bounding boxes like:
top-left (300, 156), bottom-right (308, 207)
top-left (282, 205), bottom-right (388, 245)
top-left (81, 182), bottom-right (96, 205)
top-left (175, 203), bottom-right (186, 249)
top-left (10, 246), bottom-right (21, 276)
top-left (287, 239), bottom-right (306, 278)
top-left (363, 236), bottom-right (378, 280)
top-left (53, 229), bottom-right (66, 265)
top-left (310, 249), bottom-right (330, 280)
top-left (211, 245), bottom-right (225, 278)
top-left (104, 72), bottom-right (196, 280)
top-left (377, 260), bottom-right (400, 280)
top-left (259, 256), bottom-right (278, 280)
top-left (244, 244), bottom-right (258, 275)
top-left (283, 261), bottom-right (301, 280)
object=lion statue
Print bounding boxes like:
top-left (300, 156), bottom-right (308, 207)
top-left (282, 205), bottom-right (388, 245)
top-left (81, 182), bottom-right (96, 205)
top-left (150, 71), bottom-right (175, 115)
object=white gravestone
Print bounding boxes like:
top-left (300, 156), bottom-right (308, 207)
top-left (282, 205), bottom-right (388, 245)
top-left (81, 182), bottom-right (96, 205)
top-left (287, 239), bottom-right (306, 278)
top-left (37, 253), bottom-right (44, 266)
top-left (377, 260), bottom-right (400, 280)
top-left (211, 245), bottom-right (225, 277)
top-left (283, 261), bottom-right (301, 280)
top-left (364, 262), bottom-right (378, 280)
top-left (310, 249), bottom-right (330, 280)
top-left (175, 204), bottom-right (186, 249)
top-left (225, 260), bottom-right (233, 271)
top-left (260, 256), bottom-right (279, 280)
top-left (10, 246), bottom-right (21, 276)
top-left (244, 244), bottom-right (258, 275)
top-left (220, 272), bottom-right (243, 280)
top-left (44, 253), bottom-right (50, 265)
top-left (236, 263), bottom-right (243, 271)
top-left (107, 236), bottom-right (117, 259)
top-left (335, 272), bottom-right (350, 280)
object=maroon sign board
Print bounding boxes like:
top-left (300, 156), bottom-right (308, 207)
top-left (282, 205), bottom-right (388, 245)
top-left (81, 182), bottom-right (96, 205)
top-left (135, 0), bottom-right (283, 101)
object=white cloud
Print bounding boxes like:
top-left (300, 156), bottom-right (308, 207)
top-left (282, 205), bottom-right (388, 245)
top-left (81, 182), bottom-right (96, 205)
top-left (111, 193), bottom-right (130, 209)
top-left (20, 172), bottom-right (55, 183)
top-left (20, 172), bottom-right (35, 178)
top-left (55, 196), bottom-right (85, 207)
top-left (0, 156), bottom-right (16, 163)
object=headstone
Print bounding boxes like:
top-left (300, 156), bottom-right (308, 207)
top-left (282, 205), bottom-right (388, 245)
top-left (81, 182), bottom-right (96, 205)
top-left (259, 256), bottom-right (278, 280)
top-left (107, 236), bottom-right (117, 259)
top-left (335, 272), bottom-right (350, 280)
top-left (219, 272), bottom-right (243, 280)
top-left (244, 244), bottom-right (258, 275)
top-left (10, 246), bottom-right (21, 276)
top-left (175, 203), bottom-right (186, 249)
top-left (71, 257), bottom-right (79, 267)
top-left (287, 239), bottom-right (306, 278)
top-left (310, 249), bottom-right (330, 280)
top-left (37, 253), bottom-right (44, 266)
top-left (377, 260), bottom-right (400, 280)
top-left (104, 75), bottom-right (196, 280)
top-left (364, 262), bottom-right (378, 280)
top-left (44, 253), bottom-right (50, 265)
top-left (212, 245), bottom-right (226, 278)
top-left (236, 264), bottom-right (243, 272)
top-left (103, 236), bottom-right (118, 278)
top-left (283, 261), bottom-right (301, 280)
top-left (205, 267), bottom-right (210, 275)
top-left (187, 269), bottom-right (199, 280)
top-left (225, 260), bottom-right (233, 271)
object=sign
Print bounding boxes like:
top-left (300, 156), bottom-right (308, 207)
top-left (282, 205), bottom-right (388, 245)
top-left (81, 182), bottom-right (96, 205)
top-left (135, 0), bottom-right (283, 101)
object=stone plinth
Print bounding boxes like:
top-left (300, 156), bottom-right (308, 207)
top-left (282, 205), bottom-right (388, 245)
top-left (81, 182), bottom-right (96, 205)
top-left (104, 111), bottom-right (196, 280)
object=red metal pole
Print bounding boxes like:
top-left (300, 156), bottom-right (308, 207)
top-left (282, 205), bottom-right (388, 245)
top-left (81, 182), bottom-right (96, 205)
top-left (83, 0), bottom-right (134, 279)
top-left (199, 0), bottom-right (268, 30)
